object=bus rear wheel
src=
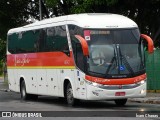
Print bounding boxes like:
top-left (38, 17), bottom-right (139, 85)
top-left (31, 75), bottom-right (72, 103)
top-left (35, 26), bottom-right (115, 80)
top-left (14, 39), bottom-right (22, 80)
top-left (20, 80), bottom-right (29, 100)
top-left (65, 82), bottom-right (78, 106)
top-left (114, 99), bottom-right (127, 106)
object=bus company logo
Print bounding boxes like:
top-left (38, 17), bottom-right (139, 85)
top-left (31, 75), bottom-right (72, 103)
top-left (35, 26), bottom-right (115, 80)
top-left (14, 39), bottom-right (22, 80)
top-left (1, 112), bottom-right (42, 118)
top-left (94, 78), bottom-right (109, 83)
top-left (15, 54), bottom-right (30, 66)
top-left (2, 112), bottom-right (11, 117)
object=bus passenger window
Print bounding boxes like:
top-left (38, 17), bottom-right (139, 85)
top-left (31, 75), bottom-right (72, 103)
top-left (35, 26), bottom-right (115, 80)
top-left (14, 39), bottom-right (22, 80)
top-left (8, 33), bottom-right (17, 54)
top-left (36, 29), bottom-right (46, 52)
top-left (46, 28), bottom-right (55, 51)
top-left (16, 31), bottom-right (36, 53)
top-left (54, 26), bottom-right (69, 55)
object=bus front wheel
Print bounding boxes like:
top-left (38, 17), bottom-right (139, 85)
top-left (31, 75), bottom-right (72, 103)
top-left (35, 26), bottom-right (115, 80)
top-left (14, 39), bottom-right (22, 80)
top-left (65, 82), bottom-right (78, 106)
top-left (114, 99), bottom-right (127, 106)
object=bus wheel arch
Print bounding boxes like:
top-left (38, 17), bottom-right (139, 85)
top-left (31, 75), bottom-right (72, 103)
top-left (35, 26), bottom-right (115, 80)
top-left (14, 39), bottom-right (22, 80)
top-left (20, 77), bottom-right (25, 93)
top-left (63, 79), bottom-right (78, 106)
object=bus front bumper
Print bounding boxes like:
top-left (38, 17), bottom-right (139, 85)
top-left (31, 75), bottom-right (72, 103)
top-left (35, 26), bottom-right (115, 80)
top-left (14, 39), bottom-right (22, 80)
top-left (86, 82), bottom-right (146, 100)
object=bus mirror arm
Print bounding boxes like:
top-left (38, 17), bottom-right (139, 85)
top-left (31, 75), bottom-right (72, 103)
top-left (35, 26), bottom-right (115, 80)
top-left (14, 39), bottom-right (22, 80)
top-left (75, 35), bottom-right (89, 56)
top-left (140, 34), bottom-right (154, 54)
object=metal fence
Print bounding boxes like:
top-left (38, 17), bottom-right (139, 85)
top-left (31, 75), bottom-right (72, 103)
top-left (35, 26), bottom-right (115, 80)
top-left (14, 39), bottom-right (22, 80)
top-left (146, 49), bottom-right (160, 91)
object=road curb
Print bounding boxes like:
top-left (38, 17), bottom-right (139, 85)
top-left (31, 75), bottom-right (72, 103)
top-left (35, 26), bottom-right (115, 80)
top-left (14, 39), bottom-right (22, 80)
top-left (128, 98), bottom-right (160, 104)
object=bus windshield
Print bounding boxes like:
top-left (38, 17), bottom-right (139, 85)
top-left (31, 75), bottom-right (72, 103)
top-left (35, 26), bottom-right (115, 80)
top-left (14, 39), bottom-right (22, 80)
top-left (85, 29), bottom-right (145, 78)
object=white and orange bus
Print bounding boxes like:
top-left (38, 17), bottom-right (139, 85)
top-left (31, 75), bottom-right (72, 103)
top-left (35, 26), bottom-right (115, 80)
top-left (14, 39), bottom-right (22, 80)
top-left (7, 13), bottom-right (154, 106)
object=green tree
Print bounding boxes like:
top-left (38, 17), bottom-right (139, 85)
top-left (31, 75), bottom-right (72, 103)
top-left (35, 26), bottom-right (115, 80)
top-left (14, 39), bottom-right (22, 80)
top-left (0, 0), bottom-right (160, 63)
top-left (46, 0), bottom-right (118, 16)
top-left (0, 0), bottom-right (40, 61)
top-left (46, 0), bottom-right (160, 47)
top-left (115, 0), bottom-right (160, 47)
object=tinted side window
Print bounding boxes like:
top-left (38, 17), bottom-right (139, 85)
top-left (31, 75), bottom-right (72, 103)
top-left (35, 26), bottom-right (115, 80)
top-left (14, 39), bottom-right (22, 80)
top-left (8, 25), bottom-right (69, 55)
top-left (8, 33), bottom-right (18, 54)
top-left (35, 29), bottom-right (46, 52)
top-left (68, 25), bottom-right (83, 37)
top-left (46, 27), bottom-right (55, 51)
top-left (8, 30), bottom-right (39, 54)
top-left (46, 26), bottom-right (69, 55)
top-left (68, 25), bottom-right (85, 71)
top-left (17, 31), bottom-right (36, 53)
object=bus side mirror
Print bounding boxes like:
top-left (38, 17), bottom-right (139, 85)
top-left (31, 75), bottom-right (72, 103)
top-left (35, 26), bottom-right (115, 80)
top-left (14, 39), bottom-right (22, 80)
top-left (141, 34), bottom-right (154, 54)
top-left (74, 35), bottom-right (89, 56)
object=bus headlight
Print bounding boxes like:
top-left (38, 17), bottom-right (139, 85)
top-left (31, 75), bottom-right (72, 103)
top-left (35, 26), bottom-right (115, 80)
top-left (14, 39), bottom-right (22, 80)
top-left (92, 82), bottom-right (99, 86)
top-left (136, 79), bottom-right (146, 85)
top-left (140, 80), bottom-right (145, 84)
top-left (85, 80), bottom-right (103, 87)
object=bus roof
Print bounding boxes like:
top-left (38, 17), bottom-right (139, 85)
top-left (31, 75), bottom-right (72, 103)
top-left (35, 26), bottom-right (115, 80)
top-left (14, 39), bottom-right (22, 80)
top-left (8, 13), bottom-right (138, 34)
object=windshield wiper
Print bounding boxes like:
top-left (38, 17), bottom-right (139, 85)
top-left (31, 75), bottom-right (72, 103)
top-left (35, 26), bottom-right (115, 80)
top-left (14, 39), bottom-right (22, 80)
top-left (119, 46), bottom-right (135, 76)
top-left (105, 47), bottom-right (118, 75)
top-left (138, 40), bottom-right (145, 69)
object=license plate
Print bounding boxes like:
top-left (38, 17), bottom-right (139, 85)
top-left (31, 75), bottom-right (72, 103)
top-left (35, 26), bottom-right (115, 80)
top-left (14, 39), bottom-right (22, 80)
top-left (115, 92), bottom-right (126, 96)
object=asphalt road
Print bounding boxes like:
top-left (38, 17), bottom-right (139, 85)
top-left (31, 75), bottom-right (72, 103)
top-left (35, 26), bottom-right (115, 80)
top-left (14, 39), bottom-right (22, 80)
top-left (0, 90), bottom-right (160, 120)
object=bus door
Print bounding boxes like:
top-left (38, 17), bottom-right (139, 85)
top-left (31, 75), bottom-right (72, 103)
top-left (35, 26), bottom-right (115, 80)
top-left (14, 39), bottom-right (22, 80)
top-left (74, 70), bottom-right (87, 99)
top-left (73, 43), bottom-right (87, 99)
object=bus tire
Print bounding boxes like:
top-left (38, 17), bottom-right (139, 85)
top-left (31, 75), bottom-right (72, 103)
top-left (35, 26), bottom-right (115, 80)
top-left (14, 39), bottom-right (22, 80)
top-left (114, 99), bottom-right (127, 106)
top-left (65, 82), bottom-right (78, 106)
top-left (20, 80), bottom-right (30, 100)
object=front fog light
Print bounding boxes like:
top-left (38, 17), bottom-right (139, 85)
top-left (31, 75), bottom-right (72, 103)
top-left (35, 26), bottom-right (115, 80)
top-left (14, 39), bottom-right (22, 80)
top-left (140, 89), bottom-right (145, 94)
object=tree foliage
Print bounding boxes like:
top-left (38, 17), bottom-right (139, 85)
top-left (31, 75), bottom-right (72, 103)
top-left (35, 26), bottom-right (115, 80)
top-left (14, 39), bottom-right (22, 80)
top-left (0, 0), bottom-right (40, 60)
top-left (0, 0), bottom-right (160, 61)
top-left (46, 0), bottom-right (118, 16)
top-left (46, 0), bottom-right (160, 47)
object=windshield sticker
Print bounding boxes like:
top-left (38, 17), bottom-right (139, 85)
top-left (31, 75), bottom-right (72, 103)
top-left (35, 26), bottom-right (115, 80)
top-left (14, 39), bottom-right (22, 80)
top-left (120, 65), bottom-right (125, 71)
top-left (90, 30), bottom-right (110, 34)
top-left (84, 30), bottom-right (91, 41)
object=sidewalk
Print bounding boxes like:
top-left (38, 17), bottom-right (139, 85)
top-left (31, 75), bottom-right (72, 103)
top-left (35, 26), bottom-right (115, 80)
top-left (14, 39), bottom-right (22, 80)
top-left (0, 77), bottom-right (4, 82)
top-left (0, 77), bottom-right (9, 91)
top-left (128, 93), bottom-right (160, 104)
top-left (0, 78), bottom-right (160, 104)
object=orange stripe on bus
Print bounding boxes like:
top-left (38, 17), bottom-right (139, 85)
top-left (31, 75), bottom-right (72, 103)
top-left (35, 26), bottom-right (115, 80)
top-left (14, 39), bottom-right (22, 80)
top-left (85, 74), bottom-right (146, 85)
top-left (7, 51), bottom-right (75, 67)
top-left (7, 66), bottom-right (75, 69)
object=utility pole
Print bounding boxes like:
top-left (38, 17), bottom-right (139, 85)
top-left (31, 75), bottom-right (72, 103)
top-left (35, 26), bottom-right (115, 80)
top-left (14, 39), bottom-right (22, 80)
top-left (39, 0), bottom-right (42, 20)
